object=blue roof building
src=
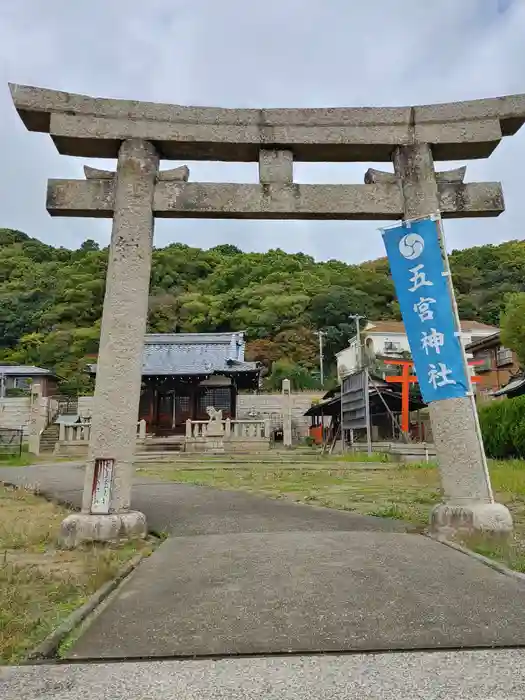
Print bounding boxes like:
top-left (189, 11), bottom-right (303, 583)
top-left (0, 365), bottom-right (59, 397)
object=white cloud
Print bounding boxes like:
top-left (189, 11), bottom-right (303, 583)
top-left (0, 0), bottom-right (524, 263)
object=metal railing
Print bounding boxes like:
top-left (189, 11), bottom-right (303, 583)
top-left (0, 428), bottom-right (23, 458)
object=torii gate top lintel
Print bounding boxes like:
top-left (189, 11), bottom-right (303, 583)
top-left (9, 82), bottom-right (525, 162)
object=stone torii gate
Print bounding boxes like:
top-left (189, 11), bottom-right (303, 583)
top-left (10, 83), bottom-right (525, 546)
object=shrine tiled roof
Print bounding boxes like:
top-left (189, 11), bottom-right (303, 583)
top-left (364, 320), bottom-right (498, 335)
top-left (87, 332), bottom-right (260, 377)
top-left (0, 365), bottom-right (56, 377)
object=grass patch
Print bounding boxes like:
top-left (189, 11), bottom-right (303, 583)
top-left (468, 540), bottom-right (525, 572)
top-left (0, 484), bottom-right (153, 664)
top-left (0, 453), bottom-right (33, 467)
top-left (143, 457), bottom-right (525, 571)
top-left (325, 451), bottom-right (392, 463)
top-left (367, 503), bottom-right (408, 520)
top-left (143, 462), bottom-right (442, 529)
top-left (0, 451), bottom-right (75, 467)
top-left (397, 460), bottom-right (439, 470)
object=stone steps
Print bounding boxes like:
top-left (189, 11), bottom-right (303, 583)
top-left (134, 450), bottom-right (326, 464)
top-left (40, 424), bottom-right (60, 452)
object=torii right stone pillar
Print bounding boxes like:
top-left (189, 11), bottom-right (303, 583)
top-left (59, 139), bottom-right (158, 548)
top-left (392, 144), bottom-right (512, 541)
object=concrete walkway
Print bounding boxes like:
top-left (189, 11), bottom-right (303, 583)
top-left (0, 463), bottom-right (411, 535)
top-left (3, 462), bottom-right (525, 660)
top-left (4, 649), bottom-right (525, 699)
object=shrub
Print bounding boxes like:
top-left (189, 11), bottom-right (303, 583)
top-left (479, 396), bottom-right (525, 459)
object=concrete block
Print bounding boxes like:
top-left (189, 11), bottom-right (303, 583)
top-left (259, 150), bottom-right (293, 183)
top-left (204, 438), bottom-right (225, 454)
top-left (53, 442), bottom-right (89, 458)
top-left (47, 179), bottom-right (114, 217)
top-left (415, 119), bottom-right (502, 158)
top-left (227, 440), bottom-right (270, 453)
top-left (438, 181), bottom-right (504, 218)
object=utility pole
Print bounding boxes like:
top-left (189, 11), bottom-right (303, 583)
top-left (349, 315), bottom-right (365, 369)
top-left (315, 331), bottom-right (325, 386)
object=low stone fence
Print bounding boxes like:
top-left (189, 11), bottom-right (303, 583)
top-left (349, 441), bottom-right (436, 463)
top-left (54, 419), bottom-right (147, 457)
top-left (53, 417), bottom-right (272, 455)
top-left (185, 418), bottom-right (271, 452)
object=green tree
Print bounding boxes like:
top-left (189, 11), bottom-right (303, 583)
top-left (1, 228), bottom-right (524, 394)
top-left (264, 359), bottom-right (321, 392)
top-left (501, 292), bottom-right (525, 367)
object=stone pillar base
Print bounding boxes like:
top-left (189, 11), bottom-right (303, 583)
top-left (430, 502), bottom-right (513, 543)
top-left (59, 511), bottom-right (147, 549)
top-left (205, 437), bottom-right (225, 453)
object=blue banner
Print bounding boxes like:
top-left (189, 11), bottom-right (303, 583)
top-left (382, 217), bottom-right (470, 403)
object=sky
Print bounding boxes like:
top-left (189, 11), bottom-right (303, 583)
top-left (0, 0), bottom-right (524, 264)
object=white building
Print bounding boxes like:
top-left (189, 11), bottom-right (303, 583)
top-left (336, 320), bottom-right (499, 379)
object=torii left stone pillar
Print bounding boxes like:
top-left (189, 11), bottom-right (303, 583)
top-left (60, 139), bottom-right (158, 548)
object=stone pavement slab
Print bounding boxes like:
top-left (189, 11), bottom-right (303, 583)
top-left (66, 530), bottom-right (525, 659)
top-left (3, 649), bottom-right (525, 699)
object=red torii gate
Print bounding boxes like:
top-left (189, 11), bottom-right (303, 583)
top-left (384, 358), bottom-right (482, 434)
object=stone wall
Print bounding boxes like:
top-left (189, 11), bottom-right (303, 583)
top-left (237, 392), bottom-right (323, 438)
top-left (78, 396), bottom-right (94, 417)
top-left (0, 397), bottom-right (33, 436)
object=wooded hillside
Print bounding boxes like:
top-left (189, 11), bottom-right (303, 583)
top-left (1, 228), bottom-right (524, 393)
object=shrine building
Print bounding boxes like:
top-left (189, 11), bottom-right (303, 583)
top-left (88, 332), bottom-right (261, 435)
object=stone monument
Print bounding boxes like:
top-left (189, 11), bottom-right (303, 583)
top-left (27, 382), bottom-right (44, 456)
top-left (10, 83), bottom-right (525, 543)
top-left (206, 407), bottom-right (224, 432)
top-left (281, 379), bottom-right (293, 448)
